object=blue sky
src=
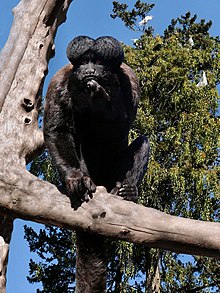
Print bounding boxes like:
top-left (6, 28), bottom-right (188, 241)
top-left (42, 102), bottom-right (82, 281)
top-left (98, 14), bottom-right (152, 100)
top-left (0, 1), bottom-right (219, 292)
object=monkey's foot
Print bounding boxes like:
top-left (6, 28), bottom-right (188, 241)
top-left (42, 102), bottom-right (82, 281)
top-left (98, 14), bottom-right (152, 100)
top-left (110, 182), bottom-right (138, 203)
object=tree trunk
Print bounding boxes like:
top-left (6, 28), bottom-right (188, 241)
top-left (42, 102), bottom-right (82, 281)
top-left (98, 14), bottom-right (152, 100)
top-left (0, 0), bottom-right (72, 291)
top-left (151, 262), bottom-right (161, 293)
top-left (0, 215), bottom-right (13, 292)
top-left (145, 249), bottom-right (161, 293)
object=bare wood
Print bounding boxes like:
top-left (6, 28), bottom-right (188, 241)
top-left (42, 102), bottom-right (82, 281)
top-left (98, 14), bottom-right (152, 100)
top-left (0, 215), bottom-right (13, 292)
top-left (0, 0), bottom-right (71, 112)
top-left (0, 0), bottom-right (72, 290)
top-left (0, 169), bottom-right (219, 259)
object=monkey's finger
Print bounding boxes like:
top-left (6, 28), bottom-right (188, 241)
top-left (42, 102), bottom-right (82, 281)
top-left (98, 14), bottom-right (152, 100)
top-left (83, 192), bottom-right (90, 202)
top-left (66, 178), bottom-right (80, 195)
top-left (83, 176), bottom-right (96, 194)
top-left (119, 185), bottom-right (138, 194)
top-left (110, 182), bottom-right (123, 195)
top-left (118, 184), bottom-right (138, 202)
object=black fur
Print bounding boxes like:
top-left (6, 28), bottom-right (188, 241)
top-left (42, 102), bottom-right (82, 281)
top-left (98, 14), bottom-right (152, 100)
top-left (66, 36), bottom-right (124, 67)
top-left (44, 36), bottom-right (149, 292)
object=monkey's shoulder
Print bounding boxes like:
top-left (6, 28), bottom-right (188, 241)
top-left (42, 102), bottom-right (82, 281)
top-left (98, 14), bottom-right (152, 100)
top-left (119, 63), bottom-right (140, 106)
top-left (46, 64), bottom-right (73, 105)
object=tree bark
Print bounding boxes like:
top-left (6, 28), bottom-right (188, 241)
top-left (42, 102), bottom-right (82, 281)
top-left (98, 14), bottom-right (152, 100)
top-left (0, 0), bottom-right (219, 291)
top-left (0, 215), bottom-right (13, 291)
top-left (0, 0), bottom-right (72, 291)
top-left (0, 173), bottom-right (220, 259)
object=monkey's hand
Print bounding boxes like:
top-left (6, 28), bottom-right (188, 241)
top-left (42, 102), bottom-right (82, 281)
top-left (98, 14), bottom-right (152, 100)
top-left (65, 170), bottom-right (96, 202)
top-left (86, 79), bottom-right (110, 101)
top-left (86, 79), bottom-right (101, 92)
top-left (110, 182), bottom-right (138, 203)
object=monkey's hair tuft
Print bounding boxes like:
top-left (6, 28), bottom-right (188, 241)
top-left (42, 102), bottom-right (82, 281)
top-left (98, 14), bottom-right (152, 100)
top-left (66, 36), bottom-right (95, 64)
top-left (92, 36), bottom-right (124, 66)
top-left (66, 35), bottom-right (124, 66)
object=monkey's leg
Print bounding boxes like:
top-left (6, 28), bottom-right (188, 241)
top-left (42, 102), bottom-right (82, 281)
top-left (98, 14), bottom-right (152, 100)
top-left (111, 135), bottom-right (150, 201)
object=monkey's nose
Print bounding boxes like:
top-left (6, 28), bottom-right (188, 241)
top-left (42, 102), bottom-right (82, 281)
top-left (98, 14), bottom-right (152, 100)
top-left (85, 62), bottom-right (96, 75)
top-left (85, 67), bottom-right (96, 75)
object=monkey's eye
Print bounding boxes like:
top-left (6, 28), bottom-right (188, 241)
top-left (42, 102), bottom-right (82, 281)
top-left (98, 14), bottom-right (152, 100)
top-left (81, 60), bottom-right (88, 65)
top-left (95, 59), bottom-right (102, 65)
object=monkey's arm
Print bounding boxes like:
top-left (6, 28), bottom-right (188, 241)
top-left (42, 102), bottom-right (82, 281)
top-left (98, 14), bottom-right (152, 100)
top-left (109, 63), bottom-right (148, 201)
top-left (44, 65), bottom-right (96, 201)
top-left (119, 63), bottom-right (140, 126)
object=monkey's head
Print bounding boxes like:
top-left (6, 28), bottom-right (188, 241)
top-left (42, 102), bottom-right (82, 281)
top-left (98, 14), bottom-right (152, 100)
top-left (66, 36), bottom-right (124, 92)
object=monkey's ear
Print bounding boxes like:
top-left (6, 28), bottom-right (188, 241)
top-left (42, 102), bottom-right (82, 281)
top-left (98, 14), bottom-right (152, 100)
top-left (93, 36), bottom-right (124, 66)
top-left (66, 36), bottom-right (95, 64)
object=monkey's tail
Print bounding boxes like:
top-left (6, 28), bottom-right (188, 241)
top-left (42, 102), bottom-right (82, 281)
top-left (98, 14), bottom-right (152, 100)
top-left (76, 231), bottom-right (106, 293)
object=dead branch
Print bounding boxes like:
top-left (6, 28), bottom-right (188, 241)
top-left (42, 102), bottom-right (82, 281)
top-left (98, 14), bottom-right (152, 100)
top-left (0, 169), bottom-right (219, 259)
top-left (0, 0), bottom-right (72, 291)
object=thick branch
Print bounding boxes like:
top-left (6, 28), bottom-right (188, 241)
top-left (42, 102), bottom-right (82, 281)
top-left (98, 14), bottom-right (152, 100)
top-left (0, 168), bottom-right (219, 259)
top-left (0, 0), bottom-right (72, 111)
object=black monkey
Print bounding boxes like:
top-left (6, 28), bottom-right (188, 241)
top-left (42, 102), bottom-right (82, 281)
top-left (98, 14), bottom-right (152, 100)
top-left (44, 36), bottom-right (149, 292)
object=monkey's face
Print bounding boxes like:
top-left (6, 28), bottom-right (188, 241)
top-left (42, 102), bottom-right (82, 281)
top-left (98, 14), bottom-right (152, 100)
top-left (67, 36), bottom-right (124, 110)
top-left (72, 51), bottom-right (119, 91)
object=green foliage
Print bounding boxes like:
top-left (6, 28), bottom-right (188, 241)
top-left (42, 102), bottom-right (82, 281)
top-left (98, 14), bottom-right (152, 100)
top-left (161, 253), bottom-right (220, 292)
top-left (29, 151), bottom-right (59, 185)
top-left (24, 226), bottom-right (76, 293)
top-left (125, 12), bottom-right (220, 220)
top-left (25, 5), bottom-right (220, 293)
top-left (111, 0), bottom-right (154, 34)
top-left (124, 10), bottom-right (220, 292)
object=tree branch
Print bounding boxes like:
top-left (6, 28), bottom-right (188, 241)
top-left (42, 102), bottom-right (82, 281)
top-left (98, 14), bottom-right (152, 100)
top-left (0, 168), bottom-right (219, 259)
